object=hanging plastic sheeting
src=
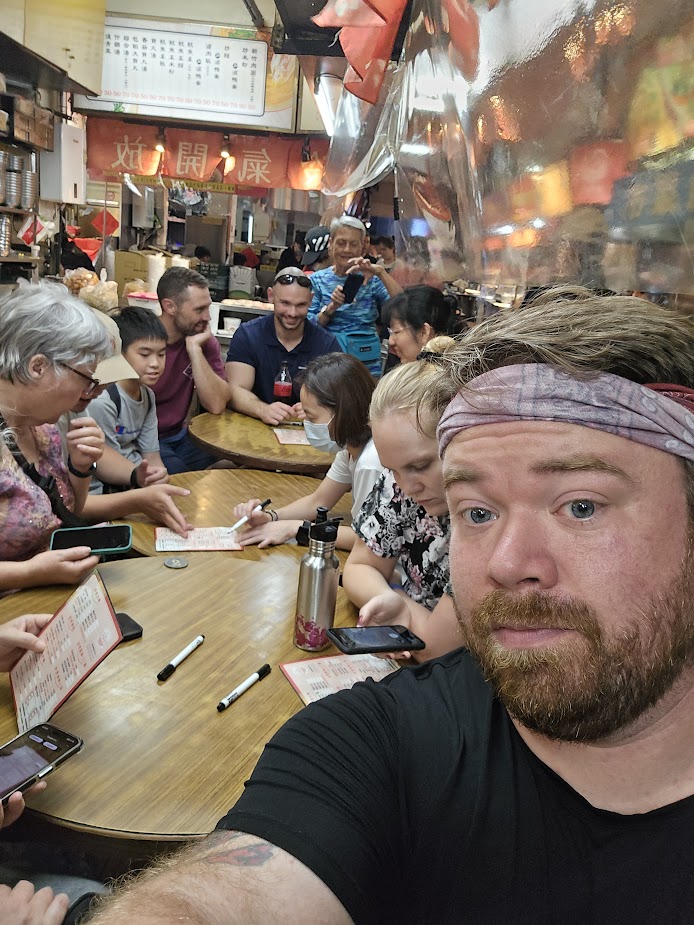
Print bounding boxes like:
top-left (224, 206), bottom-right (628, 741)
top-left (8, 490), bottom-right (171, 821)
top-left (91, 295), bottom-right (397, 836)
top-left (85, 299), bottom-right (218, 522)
top-left (321, 62), bottom-right (400, 199)
top-left (391, 0), bottom-right (694, 303)
top-left (312, 0), bottom-right (410, 105)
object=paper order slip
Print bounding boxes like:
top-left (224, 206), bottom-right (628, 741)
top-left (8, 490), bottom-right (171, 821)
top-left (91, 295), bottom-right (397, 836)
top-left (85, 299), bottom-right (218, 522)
top-left (155, 528), bottom-right (243, 552)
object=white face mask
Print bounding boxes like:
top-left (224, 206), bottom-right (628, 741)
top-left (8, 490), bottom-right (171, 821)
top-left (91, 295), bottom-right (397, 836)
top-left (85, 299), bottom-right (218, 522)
top-left (303, 420), bottom-right (341, 455)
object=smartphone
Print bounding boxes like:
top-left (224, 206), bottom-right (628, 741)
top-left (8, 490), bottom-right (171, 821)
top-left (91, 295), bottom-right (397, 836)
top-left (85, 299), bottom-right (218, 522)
top-left (341, 272), bottom-right (364, 304)
top-left (0, 723), bottom-right (83, 805)
top-left (327, 625), bottom-right (426, 654)
top-left (116, 612), bottom-right (143, 643)
top-left (50, 524), bottom-right (132, 556)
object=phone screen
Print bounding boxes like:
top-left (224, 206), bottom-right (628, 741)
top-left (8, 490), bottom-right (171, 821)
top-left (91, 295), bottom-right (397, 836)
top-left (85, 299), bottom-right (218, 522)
top-left (342, 273), bottom-right (364, 304)
top-left (50, 525), bottom-right (132, 553)
top-left (328, 626), bottom-right (426, 653)
top-left (0, 724), bottom-right (82, 802)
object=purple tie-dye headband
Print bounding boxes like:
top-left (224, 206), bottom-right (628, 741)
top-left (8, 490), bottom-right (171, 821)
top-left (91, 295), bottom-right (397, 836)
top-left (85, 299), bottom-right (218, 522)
top-left (437, 364), bottom-right (694, 461)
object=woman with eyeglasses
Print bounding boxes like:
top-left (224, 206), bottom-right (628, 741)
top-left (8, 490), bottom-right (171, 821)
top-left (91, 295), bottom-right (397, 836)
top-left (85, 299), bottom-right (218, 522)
top-left (384, 285), bottom-right (458, 365)
top-left (342, 345), bottom-right (461, 661)
top-left (0, 281), bottom-right (111, 591)
top-left (231, 352), bottom-right (383, 551)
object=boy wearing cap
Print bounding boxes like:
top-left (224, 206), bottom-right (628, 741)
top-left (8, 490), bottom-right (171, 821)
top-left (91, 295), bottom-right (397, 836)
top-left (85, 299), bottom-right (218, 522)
top-left (58, 308), bottom-right (191, 536)
top-left (86, 307), bottom-right (169, 494)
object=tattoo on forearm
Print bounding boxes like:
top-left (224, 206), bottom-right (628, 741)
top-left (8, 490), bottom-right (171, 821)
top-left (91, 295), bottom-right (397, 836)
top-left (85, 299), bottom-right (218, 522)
top-left (195, 831), bottom-right (278, 868)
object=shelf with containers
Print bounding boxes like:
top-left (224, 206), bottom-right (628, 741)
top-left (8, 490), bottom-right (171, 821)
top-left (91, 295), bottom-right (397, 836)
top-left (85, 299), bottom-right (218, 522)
top-left (0, 142), bottom-right (40, 285)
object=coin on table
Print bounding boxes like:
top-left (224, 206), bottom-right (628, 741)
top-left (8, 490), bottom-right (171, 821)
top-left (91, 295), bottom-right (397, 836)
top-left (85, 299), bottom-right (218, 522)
top-left (164, 557), bottom-right (189, 569)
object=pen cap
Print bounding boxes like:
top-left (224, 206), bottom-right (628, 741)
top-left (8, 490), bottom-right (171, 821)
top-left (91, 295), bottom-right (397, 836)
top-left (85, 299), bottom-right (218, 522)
top-left (257, 663), bottom-right (271, 680)
top-left (157, 664), bottom-right (175, 682)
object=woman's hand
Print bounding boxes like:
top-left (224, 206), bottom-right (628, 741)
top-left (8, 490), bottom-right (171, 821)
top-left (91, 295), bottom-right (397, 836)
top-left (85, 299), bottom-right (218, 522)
top-left (232, 498), bottom-right (272, 528)
top-left (238, 520), bottom-right (300, 548)
top-left (358, 590), bottom-right (412, 628)
top-left (0, 879), bottom-right (69, 925)
top-left (134, 485), bottom-right (192, 537)
top-left (357, 592), bottom-right (416, 662)
top-left (0, 614), bottom-right (53, 672)
top-left (22, 549), bottom-right (99, 588)
top-left (65, 416), bottom-right (104, 472)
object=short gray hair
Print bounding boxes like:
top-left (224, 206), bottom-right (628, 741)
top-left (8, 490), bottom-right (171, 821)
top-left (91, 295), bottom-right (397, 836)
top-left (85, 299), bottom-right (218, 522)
top-left (330, 216), bottom-right (366, 240)
top-left (0, 280), bottom-right (113, 384)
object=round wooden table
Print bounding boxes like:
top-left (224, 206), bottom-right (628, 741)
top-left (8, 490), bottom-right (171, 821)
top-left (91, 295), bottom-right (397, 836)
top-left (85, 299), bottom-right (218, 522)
top-left (0, 556), bottom-right (358, 841)
top-left (189, 411), bottom-right (335, 475)
top-left (124, 469), bottom-right (353, 563)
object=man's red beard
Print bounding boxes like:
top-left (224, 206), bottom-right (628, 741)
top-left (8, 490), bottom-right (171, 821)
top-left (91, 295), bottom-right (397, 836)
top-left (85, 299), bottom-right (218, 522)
top-left (456, 547), bottom-right (694, 742)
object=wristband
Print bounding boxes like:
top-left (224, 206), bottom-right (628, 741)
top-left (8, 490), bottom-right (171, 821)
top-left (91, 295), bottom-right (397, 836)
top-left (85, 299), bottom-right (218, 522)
top-left (130, 466), bottom-right (140, 489)
top-left (296, 521), bottom-right (311, 546)
top-left (267, 508), bottom-right (279, 522)
top-left (67, 458), bottom-right (96, 479)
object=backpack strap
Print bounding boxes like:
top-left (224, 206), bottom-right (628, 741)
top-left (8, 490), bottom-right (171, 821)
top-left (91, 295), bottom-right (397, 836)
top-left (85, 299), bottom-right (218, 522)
top-left (106, 383), bottom-right (121, 417)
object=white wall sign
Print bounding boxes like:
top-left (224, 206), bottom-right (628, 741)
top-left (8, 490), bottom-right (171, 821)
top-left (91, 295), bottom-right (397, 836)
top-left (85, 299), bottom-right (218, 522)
top-left (98, 22), bottom-right (267, 117)
top-left (75, 17), bottom-right (299, 131)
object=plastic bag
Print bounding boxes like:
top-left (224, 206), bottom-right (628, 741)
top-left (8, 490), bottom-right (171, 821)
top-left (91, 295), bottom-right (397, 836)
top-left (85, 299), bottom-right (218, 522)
top-left (123, 278), bottom-right (146, 299)
top-left (79, 279), bottom-right (119, 311)
top-left (64, 267), bottom-right (98, 295)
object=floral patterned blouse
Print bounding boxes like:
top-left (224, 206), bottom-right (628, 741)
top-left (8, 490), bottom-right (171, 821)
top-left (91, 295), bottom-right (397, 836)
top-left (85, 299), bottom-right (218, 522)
top-left (353, 469), bottom-right (451, 611)
top-left (0, 424), bottom-right (75, 560)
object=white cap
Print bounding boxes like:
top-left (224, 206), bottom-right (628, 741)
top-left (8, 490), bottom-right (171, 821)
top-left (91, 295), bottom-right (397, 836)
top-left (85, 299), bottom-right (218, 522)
top-left (90, 309), bottom-right (139, 384)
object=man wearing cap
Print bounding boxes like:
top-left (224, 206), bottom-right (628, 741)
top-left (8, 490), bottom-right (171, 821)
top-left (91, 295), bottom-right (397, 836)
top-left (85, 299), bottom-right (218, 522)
top-left (301, 225), bottom-right (331, 274)
top-left (226, 267), bottom-right (340, 426)
top-left (58, 308), bottom-right (191, 536)
top-left (91, 288), bottom-right (694, 924)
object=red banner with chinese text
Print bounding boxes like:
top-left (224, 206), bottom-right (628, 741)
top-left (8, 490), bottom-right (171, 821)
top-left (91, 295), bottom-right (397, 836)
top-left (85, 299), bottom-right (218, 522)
top-left (87, 119), bottom-right (162, 176)
top-left (163, 128), bottom-right (224, 182)
top-left (86, 118), bottom-right (329, 190)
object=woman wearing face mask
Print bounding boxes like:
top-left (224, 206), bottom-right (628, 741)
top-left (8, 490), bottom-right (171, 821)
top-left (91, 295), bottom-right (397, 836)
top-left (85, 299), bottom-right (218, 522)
top-left (231, 353), bottom-right (383, 550)
top-left (342, 345), bottom-right (462, 660)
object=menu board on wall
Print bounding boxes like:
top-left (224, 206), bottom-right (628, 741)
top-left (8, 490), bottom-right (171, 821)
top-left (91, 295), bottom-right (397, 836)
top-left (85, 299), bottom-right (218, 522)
top-left (75, 16), bottom-right (299, 133)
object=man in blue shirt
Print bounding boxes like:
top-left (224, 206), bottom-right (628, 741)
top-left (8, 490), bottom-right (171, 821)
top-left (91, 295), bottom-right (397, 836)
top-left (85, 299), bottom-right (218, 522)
top-left (309, 216), bottom-right (402, 375)
top-left (226, 267), bottom-right (341, 425)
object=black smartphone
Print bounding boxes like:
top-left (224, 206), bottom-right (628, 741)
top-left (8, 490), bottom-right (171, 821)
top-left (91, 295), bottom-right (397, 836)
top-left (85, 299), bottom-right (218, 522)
top-left (116, 612), bottom-right (143, 643)
top-left (327, 625), bottom-right (426, 654)
top-left (341, 272), bottom-right (364, 304)
top-left (50, 524), bottom-right (132, 556)
top-left (0, 723), bottom-right (83, 805)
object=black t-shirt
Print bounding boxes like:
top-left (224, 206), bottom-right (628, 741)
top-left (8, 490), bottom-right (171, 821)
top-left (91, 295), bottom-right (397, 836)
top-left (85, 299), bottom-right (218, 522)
top-left (217, 649), bottom-right (694, 924)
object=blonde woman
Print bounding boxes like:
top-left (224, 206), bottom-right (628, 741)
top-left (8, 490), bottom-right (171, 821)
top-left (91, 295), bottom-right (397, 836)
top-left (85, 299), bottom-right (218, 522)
top-left (342, 345), bottom-right (462, 660)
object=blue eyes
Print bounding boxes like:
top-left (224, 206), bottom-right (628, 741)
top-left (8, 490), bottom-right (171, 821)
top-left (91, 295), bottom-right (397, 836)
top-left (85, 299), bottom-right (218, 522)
top-left (468, 508), bottom-right (493, 524)
top-left (570, 500), bottom-right (595, 519)
top-left (460, 499), bottom-right (599, 525)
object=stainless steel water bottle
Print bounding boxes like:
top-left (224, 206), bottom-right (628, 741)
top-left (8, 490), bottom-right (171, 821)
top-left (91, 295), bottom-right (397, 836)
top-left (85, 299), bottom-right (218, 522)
top-left (293, 522), bottom-right (339, 651)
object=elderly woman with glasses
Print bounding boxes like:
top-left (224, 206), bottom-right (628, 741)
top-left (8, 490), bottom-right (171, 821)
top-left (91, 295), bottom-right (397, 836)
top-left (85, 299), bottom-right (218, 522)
top-left (0, 280), bottom-right (112, 592)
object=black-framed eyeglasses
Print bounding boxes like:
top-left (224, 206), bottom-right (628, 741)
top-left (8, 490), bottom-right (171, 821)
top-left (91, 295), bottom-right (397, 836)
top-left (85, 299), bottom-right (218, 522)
top-left (274, 274), bottom-right (312, 289)
top-left (59, 362), bottom-right (101, 396)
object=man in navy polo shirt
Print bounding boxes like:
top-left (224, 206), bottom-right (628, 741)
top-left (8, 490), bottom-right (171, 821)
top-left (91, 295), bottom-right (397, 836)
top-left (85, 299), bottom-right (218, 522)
top-left (225, 267), bottom-right (341, 425)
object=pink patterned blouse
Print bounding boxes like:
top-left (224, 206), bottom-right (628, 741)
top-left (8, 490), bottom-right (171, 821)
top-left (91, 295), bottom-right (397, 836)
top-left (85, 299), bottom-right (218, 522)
top-left (0, 424), bottom-right (75, 560)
